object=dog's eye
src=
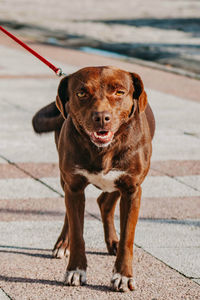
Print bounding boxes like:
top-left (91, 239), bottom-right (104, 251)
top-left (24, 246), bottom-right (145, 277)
top-left (115, 90), bottom-right (125, 96)
top-left (77, 91), bottom-right (87, 98)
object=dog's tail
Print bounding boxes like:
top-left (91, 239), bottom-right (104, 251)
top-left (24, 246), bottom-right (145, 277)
top-left (32, 102), bottom-right (64, 134)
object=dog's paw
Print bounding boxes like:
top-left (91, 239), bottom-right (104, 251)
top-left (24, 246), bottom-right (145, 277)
top-left (106, 240), bottom-right (119, 256)
top-left (52, 242), bottom-right (69, 259)
top-left (64, 269), bottom-right (86, 286)
top-left (111, 273), bottom-right (136, 292)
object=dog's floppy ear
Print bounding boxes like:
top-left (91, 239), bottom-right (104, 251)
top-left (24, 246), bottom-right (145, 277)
top-left (56, 76), bottom-right (69, 119)
top-left (130, 72), bottom-right (147, 112)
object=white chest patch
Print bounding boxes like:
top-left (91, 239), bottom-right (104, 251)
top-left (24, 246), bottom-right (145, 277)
top-left (76, 169), bottom-right (126, 193)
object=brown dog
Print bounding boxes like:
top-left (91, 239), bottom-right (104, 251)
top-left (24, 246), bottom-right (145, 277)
top-left (32, 66), bottom-right (155, 292)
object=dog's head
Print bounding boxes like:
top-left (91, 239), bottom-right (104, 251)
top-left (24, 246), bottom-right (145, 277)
top-left (56, 66), bottom-right (147, 148)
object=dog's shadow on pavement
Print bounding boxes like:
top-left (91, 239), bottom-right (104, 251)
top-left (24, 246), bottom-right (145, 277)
top-left (0, 246), bottom-right (115, 293)
top-left (0, 245), bottom-right (52, 259)
top-left (0, 274), bottom-right (64, 286)
top-left (0, 246), bottom-right (110, 259)
top-left (0, 274), bottom-right (112, 292)
top-left (86, 250), bottom-right (110, 256)
top-left (0, 249), bottom-right (52, 259)
top-left (0, 274), bottom-right (113, 293)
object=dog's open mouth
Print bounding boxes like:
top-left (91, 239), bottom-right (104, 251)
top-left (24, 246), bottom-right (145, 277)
top-left (90, 130), bottom-right (114, 146)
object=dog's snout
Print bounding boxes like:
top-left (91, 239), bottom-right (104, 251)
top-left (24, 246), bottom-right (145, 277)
top-left (92, 111), bottom-right (111, 125)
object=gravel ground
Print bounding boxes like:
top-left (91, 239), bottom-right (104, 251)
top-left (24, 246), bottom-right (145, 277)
top-left (0, 0), bottom-right (200, 75)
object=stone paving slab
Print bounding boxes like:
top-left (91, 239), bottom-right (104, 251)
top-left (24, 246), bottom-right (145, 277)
top-left (0, 162), bottom-right (59, 179)
top-left (0, 45), bottom-right (51, 76)
top-left (0, 178), bottom-right (58, 199)
top-left (135, 219), bottom-right (200, 279)
top-left (195, 279), bottom-right (200, 285)
top-left (1, 0), bottom-right (200, 74)
top-left (86, 194), bottom-right (200, 221)
top-left (42, 175), bottom-right (200, 199)
top-left (151, 160), bottom-right (200, 177)
top-left (142, 176), bottom-right (200, 197)
top-left (0, 38), bottom-right (200, 299)
top-left (1, 160), bottom-right (200, 179)
top-left (17, 163), bottom-right (59, 178)
top-left (0, 163), bottom-right (28, 179)
top-left (0, 245), bottom-right (199, 300)
top-left (148, 89), bottom-right (200, 135)
top-left (177, 175), bottom-right (200, 192)
top-left (0, 45), bottom-right (77, 77)
top-left (0, 289), bottom-right (9, 300)
top-left (139, 196), bottom-right (200, 220)
top-left (1, 33), bottom-right (200, 102)
top-left (151, 131), bottom-right (200, 161)
top-left (1, 218), bottom-right (200, 282)
top-left (1, 194), bottom-right (200, 223)
top-left (0, 219), bottom-right (199, 299)
top-left (0, 157), bottom-right (6, 163)
top-left (0, 198), bottom-right (64, 222)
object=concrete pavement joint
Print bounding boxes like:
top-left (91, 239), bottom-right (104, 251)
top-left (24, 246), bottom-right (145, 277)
top-left (114, 217), bottom-right (200, 285)
top-left (175, 177), bottom-right (200, 193)
top-left (1, 219), bottom-right (199, 285)
top-left (0, 154), bottom-right (64, 198)
top-left (133, 243), bottom-right (200, 286)
top-left (134, 218), bottom-right (200, 283)
top-left (0, 17), bottom-right (200, 298)
top-left (1, 123), bottom-right (199, 288)
top-left (151, 166), bottom-right (200, 193)
top-left (0, 245), bottom-right (51, 252)
top-left (183, 131), bottom-right (200, 140)
top-left (133, 224), bottom-right (200, 285)
top-left (0, 154), bottom-right (104, 221)
top-left (2, 153), bottom-right (199, 280)
top-left (0, 288), bottom-right (12, 300)
top-left (139, 218), bottom-right (200, 227)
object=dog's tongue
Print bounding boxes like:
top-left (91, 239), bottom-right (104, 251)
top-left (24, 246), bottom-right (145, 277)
top-left (91, 130), bottom-right (114, 145)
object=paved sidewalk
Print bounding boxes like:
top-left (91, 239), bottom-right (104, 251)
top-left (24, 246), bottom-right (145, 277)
top-left (1, 0), bottom-right (200, 74)
top-left (0, 33), bottom-right (200, 299)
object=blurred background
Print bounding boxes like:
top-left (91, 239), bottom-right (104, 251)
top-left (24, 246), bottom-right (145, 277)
top-left (0, 0), bottom-right (200, 77)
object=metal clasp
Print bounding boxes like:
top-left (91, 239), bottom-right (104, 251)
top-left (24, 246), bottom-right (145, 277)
top-left (56, 68), bottom-right (66, 77)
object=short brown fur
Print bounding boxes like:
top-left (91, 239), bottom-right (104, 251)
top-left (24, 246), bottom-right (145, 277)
top-left (32, 66), bottom-right (155, 292)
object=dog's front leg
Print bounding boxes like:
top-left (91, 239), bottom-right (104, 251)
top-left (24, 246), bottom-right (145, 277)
top-left (64, 184), bottom-right (87, 286)
top-left (111, 185), bottom-right (141, 292)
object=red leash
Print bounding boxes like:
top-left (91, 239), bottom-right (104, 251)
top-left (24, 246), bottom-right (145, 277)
top-left (0, 25), bottom-right (64, 76)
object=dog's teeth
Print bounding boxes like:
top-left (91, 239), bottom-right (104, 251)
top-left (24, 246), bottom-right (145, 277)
top-left (94, 132), bottom-right (111, 139)
top-left (91, 131), bottom-right (113, 146)
top-left (94, 132), bottom-right (99, 138)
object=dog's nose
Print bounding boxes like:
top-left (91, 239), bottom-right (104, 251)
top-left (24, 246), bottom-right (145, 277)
top-left (92, 111), bottom-right (111, 125)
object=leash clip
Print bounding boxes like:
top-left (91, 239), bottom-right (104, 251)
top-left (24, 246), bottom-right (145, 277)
top-left (56, 68), bottom-right (66, 77)
top-left (0, 26), bottom-right (68, 77)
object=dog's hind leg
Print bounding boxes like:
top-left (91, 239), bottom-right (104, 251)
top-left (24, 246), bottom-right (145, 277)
top-left (52, 176), bottom-right (69, 259)
top-left (97, 191), bottom-right (120, 255)
top-left (52, 213), bottom-right (69, 259)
